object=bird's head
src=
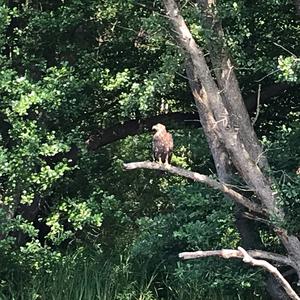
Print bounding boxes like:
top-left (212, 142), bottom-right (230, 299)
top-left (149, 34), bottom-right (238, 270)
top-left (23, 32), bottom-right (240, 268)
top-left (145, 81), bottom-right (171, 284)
top-left (152, 123), bottom-right (166, 133)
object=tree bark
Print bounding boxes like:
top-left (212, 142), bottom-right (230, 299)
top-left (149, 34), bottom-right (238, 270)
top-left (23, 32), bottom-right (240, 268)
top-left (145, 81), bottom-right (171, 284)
top-left (159, 0), bottom-right (300, 296)
top-left (196, 0), bottom-right (269, 171)
top-left (124, 161), bottom-right (263, 214)
top-left (179, 248), bottom-right (293, 267)
top-left (163, 0), bottom-right (278, 215)
top-left (179, 247), bottom-right (300, 300)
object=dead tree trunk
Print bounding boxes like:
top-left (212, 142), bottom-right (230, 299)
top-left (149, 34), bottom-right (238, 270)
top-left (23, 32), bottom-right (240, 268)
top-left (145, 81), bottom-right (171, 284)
top-left (161, 0), bottom-right (300, 297)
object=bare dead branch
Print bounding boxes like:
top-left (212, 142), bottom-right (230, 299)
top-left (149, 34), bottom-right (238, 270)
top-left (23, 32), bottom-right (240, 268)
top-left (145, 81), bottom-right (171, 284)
top-left (123, 161), bottom-right (264, 214)
top-left (179, 249), bottom-right (293, 267)
top-left (179, 247), bottom-right (299, 300)
top-left (238, 247), bottom-right (300, 300)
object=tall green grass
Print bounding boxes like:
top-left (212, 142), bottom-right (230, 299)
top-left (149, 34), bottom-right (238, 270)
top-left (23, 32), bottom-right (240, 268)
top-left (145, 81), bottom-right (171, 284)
top-left (0, 255), bottom-right (160, 300)
top-left (0, 254), bottom-right (264, 300)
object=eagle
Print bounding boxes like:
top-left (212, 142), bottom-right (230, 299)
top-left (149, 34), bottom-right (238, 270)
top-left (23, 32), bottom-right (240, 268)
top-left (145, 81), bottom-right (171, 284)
top-left (152, 123), bottom-right (173, 165)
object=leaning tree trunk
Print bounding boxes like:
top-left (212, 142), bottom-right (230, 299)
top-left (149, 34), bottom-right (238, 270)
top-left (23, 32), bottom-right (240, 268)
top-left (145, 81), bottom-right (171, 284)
top-left (186, 60), bottom-right (262, 248)
top-left (162, 0), bottom-right (300, 297)
top-left (186, 1), bottom-right (291, 297)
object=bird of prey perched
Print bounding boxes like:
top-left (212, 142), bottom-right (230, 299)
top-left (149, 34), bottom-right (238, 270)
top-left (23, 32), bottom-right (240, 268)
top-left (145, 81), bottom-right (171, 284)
top-left (152, 123), bottom-right (173, 165)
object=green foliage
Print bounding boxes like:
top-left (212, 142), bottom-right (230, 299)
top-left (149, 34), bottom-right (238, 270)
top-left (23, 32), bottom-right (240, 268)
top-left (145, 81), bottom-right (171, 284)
top-left (278, 55), bottom-right (300, 82)
top-left (261, 123), bottom-right (300, 233)
top-left (0, 6), bottom-right (10, 53)
top-left (0, 0), bottom-right (298, 298)
top-left (171, 260), bottom-right (265, 299)
top-left (130, 182), bottom-right (265, 297)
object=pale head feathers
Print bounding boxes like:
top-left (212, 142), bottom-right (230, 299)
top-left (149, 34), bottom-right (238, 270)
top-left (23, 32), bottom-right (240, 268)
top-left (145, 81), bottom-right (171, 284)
top-left (152, 123), bottom-right (166, 133)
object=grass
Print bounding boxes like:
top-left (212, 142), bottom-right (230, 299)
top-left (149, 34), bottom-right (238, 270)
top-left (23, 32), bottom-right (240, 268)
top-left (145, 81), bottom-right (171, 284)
top-left (0, 254), bottom-right (264, 300)
top-left (0, 255), bottom-right (161, 300)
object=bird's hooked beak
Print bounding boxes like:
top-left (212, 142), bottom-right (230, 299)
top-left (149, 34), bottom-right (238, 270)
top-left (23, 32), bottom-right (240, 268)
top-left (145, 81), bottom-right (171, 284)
top-left (152, 125), bottom-right (157, 131)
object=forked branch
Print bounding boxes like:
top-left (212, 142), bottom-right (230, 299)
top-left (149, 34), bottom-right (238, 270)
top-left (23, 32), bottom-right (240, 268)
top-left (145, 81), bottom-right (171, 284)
top-left (123, 161), bottom-right (264, 214)
top-left (179, 247), bottom-right (299, 300)
top-left (179, 249), bottom-right (293, 267)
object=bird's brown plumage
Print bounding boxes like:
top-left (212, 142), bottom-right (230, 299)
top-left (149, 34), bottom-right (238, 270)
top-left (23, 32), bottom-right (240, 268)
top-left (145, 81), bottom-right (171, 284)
top-left (152, 123), bottom-right (173, 164)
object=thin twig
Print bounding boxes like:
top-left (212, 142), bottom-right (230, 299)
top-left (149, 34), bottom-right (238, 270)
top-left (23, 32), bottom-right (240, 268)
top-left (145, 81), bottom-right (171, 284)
top-left (255, 69), bottom-right (280, 82)
top-left (252, 84), bottom-right (261, 125)
top-left (274, 42), bottom-right (297, 58)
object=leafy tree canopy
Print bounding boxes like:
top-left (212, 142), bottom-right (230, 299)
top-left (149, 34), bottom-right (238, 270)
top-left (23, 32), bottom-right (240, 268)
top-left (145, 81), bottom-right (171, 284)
top-left (0, 0), bottom-right (299, 298)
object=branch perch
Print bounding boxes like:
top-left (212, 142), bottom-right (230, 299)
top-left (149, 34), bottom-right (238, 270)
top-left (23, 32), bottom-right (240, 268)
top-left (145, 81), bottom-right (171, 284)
top-left (123, 161), bottom-right (264, 214)
top-left (179, 247), bottom-right (299, 300)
